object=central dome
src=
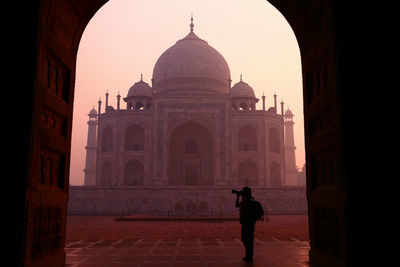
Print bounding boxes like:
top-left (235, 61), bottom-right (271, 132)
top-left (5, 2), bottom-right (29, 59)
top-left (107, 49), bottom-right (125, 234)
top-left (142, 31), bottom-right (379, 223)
top-left (152, 21), bottom-right (231, 94)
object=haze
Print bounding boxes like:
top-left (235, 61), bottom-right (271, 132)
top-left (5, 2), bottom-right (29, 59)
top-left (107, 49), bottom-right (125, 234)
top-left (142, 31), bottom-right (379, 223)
top-left (70, 0), bottom-right (305, 185)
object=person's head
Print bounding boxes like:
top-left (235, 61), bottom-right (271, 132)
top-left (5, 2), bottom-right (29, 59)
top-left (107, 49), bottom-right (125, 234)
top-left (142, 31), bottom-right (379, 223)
top-left (241, 186), bottom-right (252, 200)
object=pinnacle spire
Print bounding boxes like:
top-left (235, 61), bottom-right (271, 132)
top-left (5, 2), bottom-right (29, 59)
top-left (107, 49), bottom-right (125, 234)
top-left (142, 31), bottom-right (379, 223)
top-left (240, 73), bottom-right (243, 82)
top-left (140, 73), bottom-right (143, 81)
top-left (190, 15), bottom-right (194, 32)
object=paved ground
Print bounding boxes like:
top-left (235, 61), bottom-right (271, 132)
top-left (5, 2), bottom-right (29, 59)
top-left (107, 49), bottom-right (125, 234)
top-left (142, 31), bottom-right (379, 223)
top-left (65, 216), bottom-right (309, 267)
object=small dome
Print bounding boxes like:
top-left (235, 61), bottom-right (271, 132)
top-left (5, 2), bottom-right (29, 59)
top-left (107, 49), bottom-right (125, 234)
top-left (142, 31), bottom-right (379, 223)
top-left (231, 80), bottom-right (256, 98)
top-left (89, 108), bottom-right (97, 116)
top-left (127, 79), bottom-right (152, 98)
top-left (285, 109), bottom-right (294, 117)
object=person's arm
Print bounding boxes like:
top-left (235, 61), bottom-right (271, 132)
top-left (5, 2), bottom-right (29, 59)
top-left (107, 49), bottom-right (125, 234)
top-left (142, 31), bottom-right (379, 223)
top-left (235, 194), bottom-right (240, 208)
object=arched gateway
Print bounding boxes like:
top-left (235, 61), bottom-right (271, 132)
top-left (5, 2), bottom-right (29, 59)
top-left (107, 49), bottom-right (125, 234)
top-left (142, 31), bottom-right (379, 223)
top-left (167, 122), bottom-right (214, 185)
top-left (20, 1), bottom-right (352, 267)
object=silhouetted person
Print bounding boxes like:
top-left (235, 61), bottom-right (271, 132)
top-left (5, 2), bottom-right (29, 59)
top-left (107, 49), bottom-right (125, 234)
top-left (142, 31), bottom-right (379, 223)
top-left (235, 186), bottom-right (264, 263)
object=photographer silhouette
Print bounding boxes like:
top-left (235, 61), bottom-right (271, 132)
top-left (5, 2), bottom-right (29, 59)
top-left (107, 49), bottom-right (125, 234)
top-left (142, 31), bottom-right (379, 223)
top-left (234, 186), bottom-right (264, 263)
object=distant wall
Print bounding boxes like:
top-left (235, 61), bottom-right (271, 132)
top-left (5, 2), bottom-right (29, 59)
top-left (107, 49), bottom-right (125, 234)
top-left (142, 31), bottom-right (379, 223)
top-left (68, 186), bottom-right (307, 216)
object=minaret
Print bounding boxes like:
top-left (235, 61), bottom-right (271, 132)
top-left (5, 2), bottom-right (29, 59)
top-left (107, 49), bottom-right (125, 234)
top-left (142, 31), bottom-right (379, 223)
top-left (84, 108), bottom-right (98, 185)
top-left (105, 91), bottom-right (109, 110)
top-left (262, 92), bottom-right (265, 111)
top-left (117, 92), bottom-right (121, 111)
top-left (284, 108), bottom-right (298, 185)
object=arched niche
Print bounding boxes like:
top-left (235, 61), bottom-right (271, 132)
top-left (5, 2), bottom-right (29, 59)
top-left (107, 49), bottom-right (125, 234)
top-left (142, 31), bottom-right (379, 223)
top-left (238, 160), bottom-right (258, 185)
top-left (125, 124), bottom-right (145, 151)
top-left (123, 159), bottom-right (144, 185)
top-left (100, 161), bottom-right (112, 186)
top-left (167, 121), bottom-right (214, 185)
top-left (238, 125), bottom-right (257, 151)
top-left (269, 127), bottom-right (280, 153)
top-left (101, 126), bottom-right (113, 152)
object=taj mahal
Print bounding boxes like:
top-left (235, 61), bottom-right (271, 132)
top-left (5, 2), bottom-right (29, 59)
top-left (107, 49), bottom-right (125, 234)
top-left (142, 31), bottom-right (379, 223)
top-left (68, 18), bottom-right (306, 216)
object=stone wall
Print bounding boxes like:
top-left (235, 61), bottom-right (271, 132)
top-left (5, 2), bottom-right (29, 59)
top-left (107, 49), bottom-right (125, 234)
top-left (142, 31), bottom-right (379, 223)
top-left (68, 186), bottom-right (307, 216)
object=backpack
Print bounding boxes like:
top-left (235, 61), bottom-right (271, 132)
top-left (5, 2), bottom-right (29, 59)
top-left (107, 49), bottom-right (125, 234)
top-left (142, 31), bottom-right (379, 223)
top-left (251, 199), bottom-right (264, 221)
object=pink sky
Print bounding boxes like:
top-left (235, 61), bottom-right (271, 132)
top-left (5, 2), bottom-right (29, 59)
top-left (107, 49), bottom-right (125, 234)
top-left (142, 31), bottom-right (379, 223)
top-left (70, 0), bottom-right (305, 185)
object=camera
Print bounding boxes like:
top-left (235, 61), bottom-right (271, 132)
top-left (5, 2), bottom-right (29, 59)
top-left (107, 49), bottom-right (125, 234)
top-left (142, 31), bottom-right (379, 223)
top-left (232, 189), bottom-right (242, 195)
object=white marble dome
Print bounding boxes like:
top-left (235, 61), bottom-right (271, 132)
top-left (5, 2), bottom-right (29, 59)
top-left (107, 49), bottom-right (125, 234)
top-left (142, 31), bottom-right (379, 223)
top-left (230, 80), bottom-right (256, 98)
top-left (152, 25), bottom-right (231, 93)
top-left (127, 79), bottom-right (152, 98)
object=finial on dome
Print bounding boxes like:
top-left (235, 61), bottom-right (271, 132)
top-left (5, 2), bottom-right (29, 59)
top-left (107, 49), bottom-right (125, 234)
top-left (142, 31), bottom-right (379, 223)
top-left (240, 73), bottom-right (243, 82)
top-left (140, 73), bottom-right (143, 81)
top-left (190, 15), bottom-right (194, 32)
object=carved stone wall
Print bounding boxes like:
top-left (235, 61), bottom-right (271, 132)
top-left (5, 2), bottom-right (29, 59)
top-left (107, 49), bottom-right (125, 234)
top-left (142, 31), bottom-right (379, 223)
top-left (68, 186), bottom-right (307, 216)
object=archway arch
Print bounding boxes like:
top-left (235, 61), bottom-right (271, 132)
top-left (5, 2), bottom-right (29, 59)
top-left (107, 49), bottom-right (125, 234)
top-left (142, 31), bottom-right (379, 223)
top-left (124, 124), bottom-right (144, 151)
top-left (100, 161), bottom-right (112, 186)
top-left (239, 102), bottom-right (249, 111)
top-left (269, 127), bottom-right (281, 153)
top-left (101, 126), bottom-right (113, 152)
top-left (19, 1), bottom-right (353, 267)
top-left (167, 121), bottom-right (214, 185)
top-left (123, 159), bottom-right (144, 185)
top-left (238, 125), bottom-right (257, 151)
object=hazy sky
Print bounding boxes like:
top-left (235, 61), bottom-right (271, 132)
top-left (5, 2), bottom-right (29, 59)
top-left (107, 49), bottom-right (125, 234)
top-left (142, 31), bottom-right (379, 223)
top-left (70, 0), bottom-right (305, 185)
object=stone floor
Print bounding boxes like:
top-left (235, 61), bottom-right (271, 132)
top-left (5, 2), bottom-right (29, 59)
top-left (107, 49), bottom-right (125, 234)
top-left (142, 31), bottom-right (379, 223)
top-left (65, 216), bottom-right (309, 266)
top-left (65, 238), bottom-right (310, 267)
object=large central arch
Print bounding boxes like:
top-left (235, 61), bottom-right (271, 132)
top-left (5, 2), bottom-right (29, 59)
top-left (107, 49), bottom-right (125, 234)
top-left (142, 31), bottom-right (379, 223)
top-left (167, 121), bottom-right (214, 185)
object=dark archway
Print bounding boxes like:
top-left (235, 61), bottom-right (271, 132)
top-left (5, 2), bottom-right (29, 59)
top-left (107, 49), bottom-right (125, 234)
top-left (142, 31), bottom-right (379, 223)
top-left (124, 124), bottom-right (144, 151)
top-left (101, 126), bottom-right (113, 152)
top-left (100, 161), bottom-right (112, 186)
top-left (269, 127), bottom-right (280, 153)
top-left (238, 125), bottom-right (257, 151)
top-left (167, 121), bottom-right (214, 185)
top-left (16, 1), bottom-right (353, 267)
top-left (238, 160), bottom-right (258, 185)
top-left (123, 160), bottom-right (144, 185)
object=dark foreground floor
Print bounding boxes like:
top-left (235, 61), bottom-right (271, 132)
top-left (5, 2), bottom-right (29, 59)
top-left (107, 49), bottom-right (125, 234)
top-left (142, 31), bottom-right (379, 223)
top-left (66, 215), bottom-right (309, 267)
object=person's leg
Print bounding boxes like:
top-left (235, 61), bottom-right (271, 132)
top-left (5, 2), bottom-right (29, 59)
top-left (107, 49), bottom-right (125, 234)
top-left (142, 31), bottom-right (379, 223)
top-left (241, 225), bottom-right (247, 259)
top-left (248, 224), bottom-right (255, 260)
top-left (248, 235), bottom-right (254, 260)
top-left (242, 224), bottom-right (254, 261)
top-left (245, 241), bottom-right (252, 259)
top-left (242, 225), bottom-right (252, 260)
